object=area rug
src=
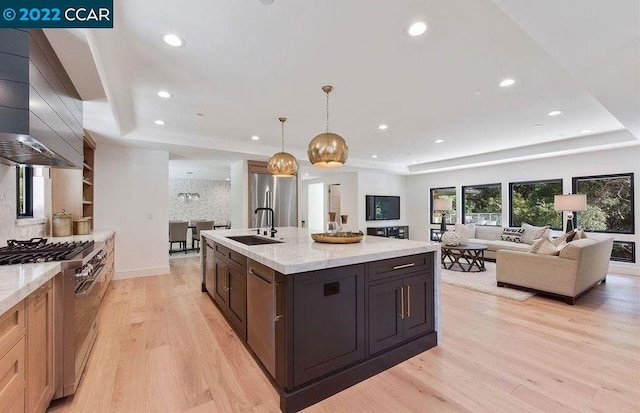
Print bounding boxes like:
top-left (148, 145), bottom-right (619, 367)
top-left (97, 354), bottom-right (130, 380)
top-left (440, 262), bottom-right (534, 301)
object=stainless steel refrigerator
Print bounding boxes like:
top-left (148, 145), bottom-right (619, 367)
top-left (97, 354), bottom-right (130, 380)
top-left (250, 173), bottom-right (298, 228)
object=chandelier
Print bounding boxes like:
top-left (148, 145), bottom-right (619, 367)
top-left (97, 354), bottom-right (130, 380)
top-left (177, 192), bottom-right (200, 202)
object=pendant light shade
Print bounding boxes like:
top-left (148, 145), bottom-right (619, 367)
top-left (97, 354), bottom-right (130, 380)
top-left (308, 85), bottom-right (348, 168)
top-left (268, 117), bottom-right (299, 177)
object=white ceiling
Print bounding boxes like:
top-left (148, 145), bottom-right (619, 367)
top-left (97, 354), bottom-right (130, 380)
top-left (45, 0), bottom-right (639, 180)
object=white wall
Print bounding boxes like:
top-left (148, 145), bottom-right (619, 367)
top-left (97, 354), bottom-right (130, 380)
top-left (94, 143), bottom-right (170, 279)
top-left (299, 172), bottom-right (359, 231)
top-left (358, 172), bottom-right (407, 232)
top-left (230, 161), bottom-right (248, 229)
top-left (406, 145), bottom-right (640, 275)
top-left (307, 183), bottom-right (325, 231)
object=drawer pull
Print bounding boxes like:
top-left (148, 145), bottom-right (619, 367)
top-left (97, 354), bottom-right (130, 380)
top-left (393, 263), bottom-right (415, 270)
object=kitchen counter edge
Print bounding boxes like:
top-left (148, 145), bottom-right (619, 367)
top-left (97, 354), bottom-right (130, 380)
top-left (0, 229), bottom-right (116, 316)
top-left (201, 227), bottom-right (440, 275)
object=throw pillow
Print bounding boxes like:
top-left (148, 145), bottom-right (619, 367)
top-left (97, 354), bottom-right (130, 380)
top-left (528, 237), bottom-right (561, 255)
top-left (500, 227), bottom-right (525, 243)
top-left (521, 223), bottom-right (551, 245)
top-left (454, 223), bottom-right (475, 244)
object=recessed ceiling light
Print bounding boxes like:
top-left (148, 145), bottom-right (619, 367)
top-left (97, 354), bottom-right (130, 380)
top-left (548, 110), bottom-right (563, 116)
top-left (154, 120), bottom-right (165, 125)
top-left (303, 173), bottom-right (309, 176)
top-left (196, 112), bottom-right (204, 117)
top-left (163, 34), bottom-right (185, 47)
top-left (371, 154), bottom-right (378, 159)
top-left (558, 133), bottom-right (566, 137)
top-left (251, 135), bottom-right (260, 141)
top-left (581, 129), bottom-right (592, 134)
top-left (410, 160), bottom-right (418, 164)
top-left (408, 22), bottom-right (427, 37)
top-left (473, 90), bottom-right (482, 96)
top-left (225, 178), bottom-right (230, 181)
top-left (186, 171), bottom-right (193, 174)
top-left (378, 124), bottom-right (388, 130)
top-left (434, 139), bottom-right (444, 143)
top-left (499, 78), bottom-right (515, 87)
top-left (534, 123), bottom-right (542, 128)
top-left (157, 90), bottom-right (171, 98)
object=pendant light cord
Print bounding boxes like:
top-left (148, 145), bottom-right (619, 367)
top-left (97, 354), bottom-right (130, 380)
top-left (325, 91), bottom-right (330, 133)
top-left (281, 120), bottom-right (285, 153)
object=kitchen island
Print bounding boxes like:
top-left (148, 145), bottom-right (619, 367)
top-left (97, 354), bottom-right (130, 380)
top-left (201, 227), bottom-right (440, 413)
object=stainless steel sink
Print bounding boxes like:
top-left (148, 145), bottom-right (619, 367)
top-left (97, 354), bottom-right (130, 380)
top-left (226, 235), bottom-right (283, 245)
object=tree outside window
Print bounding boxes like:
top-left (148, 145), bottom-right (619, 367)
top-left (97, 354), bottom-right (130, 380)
top-left (572, 173), bottom-right (634, 233)
top-left (462, 184), bottom-right (502, 226)
top-left (16, 165), bottom-right (33, 218)
top-left (509, 179), bottom-right (562, 229)
top-left (430, 187), bottom-right (456, 225)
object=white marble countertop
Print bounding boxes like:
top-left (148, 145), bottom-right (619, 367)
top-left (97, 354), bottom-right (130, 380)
top-left (0, 229), bottom-right (116, 316)
top-left (201, 227), bottom-right (440, 275)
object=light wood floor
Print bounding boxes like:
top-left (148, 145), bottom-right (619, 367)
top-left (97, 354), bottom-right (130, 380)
top-left (49, 258), bottom-right (640, 413)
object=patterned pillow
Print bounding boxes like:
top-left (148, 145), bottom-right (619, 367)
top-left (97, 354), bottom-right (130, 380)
top-left (521, 223), bottom-right (550, 245)
top-left (500, 227), bottom-right (525, 243)
top-left (528, 237), bottom-right (562, 255)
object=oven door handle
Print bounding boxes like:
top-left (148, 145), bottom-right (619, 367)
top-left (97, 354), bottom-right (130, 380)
top-left (75, 277), bottom-right (99, 296)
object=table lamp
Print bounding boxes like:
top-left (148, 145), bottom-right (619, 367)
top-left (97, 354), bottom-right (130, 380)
top-left (554, 194), bottom-right (587, 233)
top-left (434, 198), bottom-right (453, 232)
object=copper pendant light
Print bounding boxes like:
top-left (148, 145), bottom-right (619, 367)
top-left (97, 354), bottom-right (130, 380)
top-left (268, 117), bottom-right (299, 177)
top-left (308, 85), bottom-right (348, 167)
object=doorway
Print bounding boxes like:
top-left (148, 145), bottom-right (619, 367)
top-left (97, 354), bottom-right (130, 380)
top-left (328, 184), bottom-right (341, 219)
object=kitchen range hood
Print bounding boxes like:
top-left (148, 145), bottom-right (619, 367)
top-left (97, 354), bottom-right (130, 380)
top-left (0, 29), bottom-right (83, 168)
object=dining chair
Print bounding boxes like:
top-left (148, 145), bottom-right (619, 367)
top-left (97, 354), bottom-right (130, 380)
top-left (169, 221), bottom-right (189, 254)
top-left (192, 220), bottom-right (215, 251)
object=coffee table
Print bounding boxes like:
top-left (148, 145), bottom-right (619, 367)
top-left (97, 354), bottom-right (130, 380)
top-left (441, 243), bottom-right (488, 272)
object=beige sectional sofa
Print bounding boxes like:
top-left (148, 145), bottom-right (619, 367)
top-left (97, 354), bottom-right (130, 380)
top-left (496, 235), bottom-right (613, 304)
top-left (468, 226), bottom-right (533, 260)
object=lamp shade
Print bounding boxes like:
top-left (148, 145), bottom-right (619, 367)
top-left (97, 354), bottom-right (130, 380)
top-left (433, 198), bottom-right (453, 211)
top-left (554, 194), bottom-right (587, 212)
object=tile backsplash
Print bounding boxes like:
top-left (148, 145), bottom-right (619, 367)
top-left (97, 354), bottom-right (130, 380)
top-left (0, 164), bottom-right (50, 246)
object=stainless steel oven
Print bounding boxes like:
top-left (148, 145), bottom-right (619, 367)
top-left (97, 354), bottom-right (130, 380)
top-left (54, 243), bottom-right (107, 398)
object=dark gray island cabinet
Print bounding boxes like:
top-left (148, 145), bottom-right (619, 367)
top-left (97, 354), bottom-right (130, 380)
top-left (201, 231), bottom-right (438, 413)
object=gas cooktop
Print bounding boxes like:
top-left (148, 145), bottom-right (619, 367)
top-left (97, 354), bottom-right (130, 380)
top-left (0, 238), bottom-right (95, 265)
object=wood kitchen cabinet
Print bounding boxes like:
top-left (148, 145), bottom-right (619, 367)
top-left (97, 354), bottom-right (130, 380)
top-left (367, 255), bottom-right (434, 355)
top-left (291, 265), bottom-right (365, 387)
top-left (205, 241), bottom-right (247, 339)
top-left (0, 302), bottom-right (25, 413)
top-left (26, 279), bottom-right (54, 413)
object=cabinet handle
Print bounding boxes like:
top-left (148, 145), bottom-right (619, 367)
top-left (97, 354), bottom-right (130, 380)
top-left (224, 266), bottom-right (230, 291)
top-left (393, 263), bottom-right (415, 270)
top-left (400, 286), bottom-right (404, 319)
top-left (275, 281), bottom-right (283, 322)
top-left (406, 285), bottom-right (411, 317)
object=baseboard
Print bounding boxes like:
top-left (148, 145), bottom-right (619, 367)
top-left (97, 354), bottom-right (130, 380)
top-left (113, 266), bottom-right (170, 280)
top-left (609, 262), bottom-right (640, 276)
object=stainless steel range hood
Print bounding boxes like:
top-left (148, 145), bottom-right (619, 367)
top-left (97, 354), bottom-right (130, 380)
top-left (0, 29), bottom-right (83, 168)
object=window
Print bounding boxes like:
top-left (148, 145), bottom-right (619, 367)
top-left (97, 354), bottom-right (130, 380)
top-left (509, 179), bottom-right (563, 229)
top-left (16, 165), bottom-right (33, 218)
top-left (611, 241), bottom-right (635, 263)
top-left (462, 183), bottom-right (502, 226)
top-left (430, 187), bottom-right (456, 225)
top-left (572, 173), bottom-right (634, 233)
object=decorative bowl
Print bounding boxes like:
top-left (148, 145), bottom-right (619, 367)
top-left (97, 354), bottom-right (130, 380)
top-left (311, 231), bottom-right (364, 244)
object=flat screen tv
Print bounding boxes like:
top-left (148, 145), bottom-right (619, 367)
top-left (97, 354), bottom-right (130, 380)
top-left (366, 195), bottom-right (400, 221)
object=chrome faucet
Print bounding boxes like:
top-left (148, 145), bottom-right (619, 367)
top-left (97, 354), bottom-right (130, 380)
top-left (254, 207), bottom-right (277, 238)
